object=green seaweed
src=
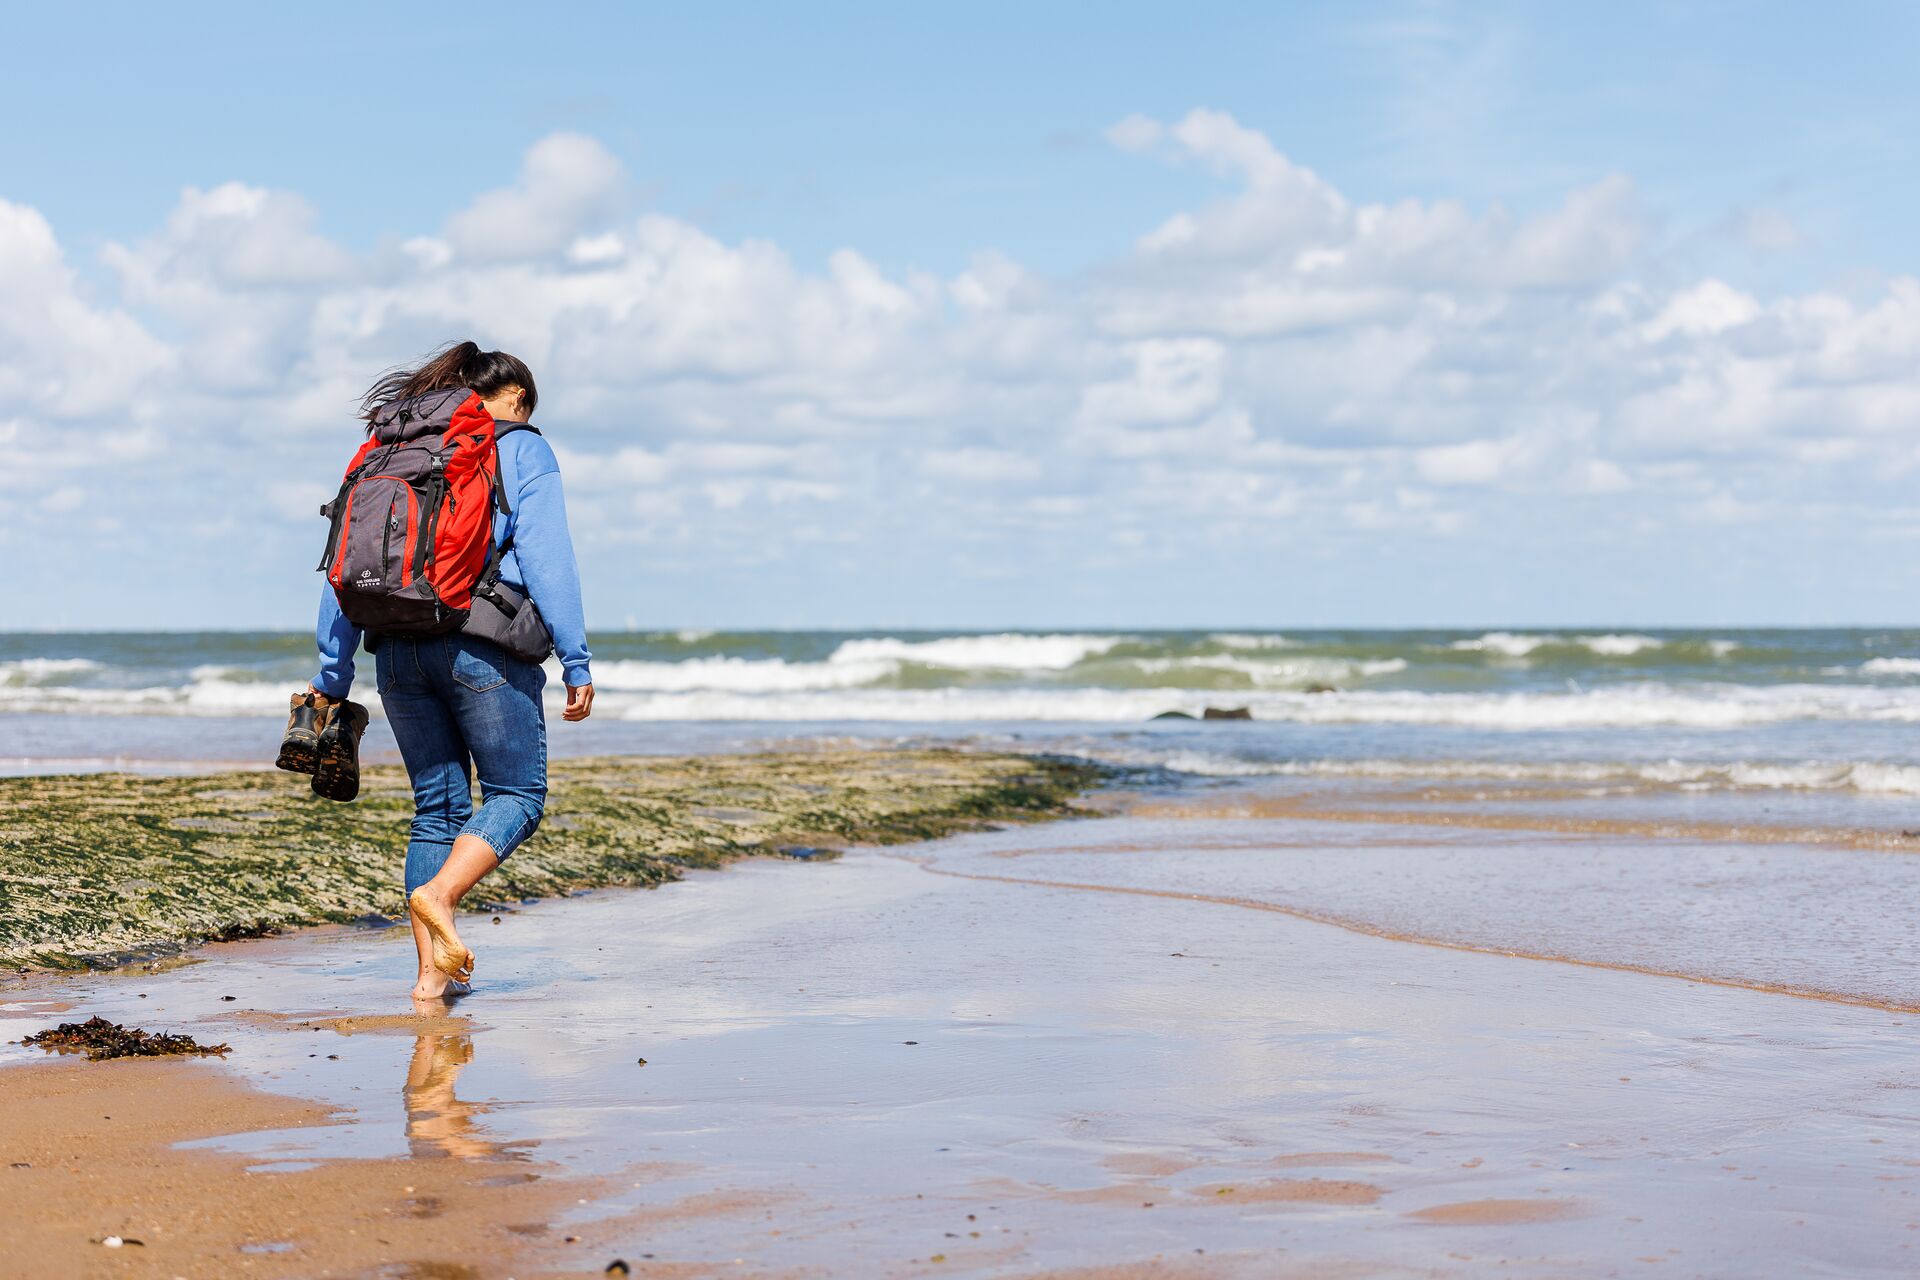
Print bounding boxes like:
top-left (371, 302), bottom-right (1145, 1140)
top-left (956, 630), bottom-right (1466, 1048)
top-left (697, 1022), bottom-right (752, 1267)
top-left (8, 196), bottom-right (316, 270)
top-left (0, 750), bottom-right (1105, 973)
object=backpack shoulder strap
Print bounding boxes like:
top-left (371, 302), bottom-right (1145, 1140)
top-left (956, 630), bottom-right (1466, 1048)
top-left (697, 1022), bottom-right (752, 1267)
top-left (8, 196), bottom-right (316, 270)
top-left (487, 422), bottom-right (541, 516)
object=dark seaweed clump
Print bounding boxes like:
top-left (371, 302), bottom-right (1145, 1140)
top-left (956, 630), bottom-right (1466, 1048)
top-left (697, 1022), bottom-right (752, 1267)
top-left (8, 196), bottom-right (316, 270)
top-left (21, 1015), bottom-right (230, 1060)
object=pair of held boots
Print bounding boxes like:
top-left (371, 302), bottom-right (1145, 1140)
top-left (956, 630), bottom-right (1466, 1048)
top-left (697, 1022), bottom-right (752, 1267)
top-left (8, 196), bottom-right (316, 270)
top-left (277, 692), bottom-right (369, 802)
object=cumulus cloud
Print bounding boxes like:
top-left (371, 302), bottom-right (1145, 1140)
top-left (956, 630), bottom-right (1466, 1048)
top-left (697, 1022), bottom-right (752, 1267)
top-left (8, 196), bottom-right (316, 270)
top-left (0, 199), bottom-right (172, 420)
top-left (444, 132), bottom-right (624, 260)
top-left (6, 112), bottom-right (1920, 623)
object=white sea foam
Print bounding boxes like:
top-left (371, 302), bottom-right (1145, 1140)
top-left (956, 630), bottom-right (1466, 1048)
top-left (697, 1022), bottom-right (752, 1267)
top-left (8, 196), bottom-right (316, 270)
top-left (591, 655), bottom-right (898, 693)
top-left (0, 657), bottom-right (103, 684)
top-left (1448, 631), bottom-right (1551, 656)
top-left (1129, 655), bottom-right (1407, 685)
top-left (1860, 657), bottom-right (1920, 675)
top-left (1579, 633), bottom-right (1665, 656)
top-left (601, 682), bottom-right (1920, 726)
top-left (1448, 632), bottom-right (1664, 657)
top-left (1129, 751), bottom-right (1920, 795)
top-left (829, 633), bottom-right (1123, 670)
top-left (0, 664), bottom-right (297, 716)
top-left (1210, 633), bottom-right (1298, 650)
top-left (11, 664), bottom-right (1920, 730)
top-left (614, 687), bottom-right (1181, 722)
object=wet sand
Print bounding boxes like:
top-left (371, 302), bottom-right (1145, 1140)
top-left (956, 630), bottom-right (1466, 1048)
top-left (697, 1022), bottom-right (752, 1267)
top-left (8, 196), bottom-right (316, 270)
top-left (4, 778), bottom-right (1919, 1276)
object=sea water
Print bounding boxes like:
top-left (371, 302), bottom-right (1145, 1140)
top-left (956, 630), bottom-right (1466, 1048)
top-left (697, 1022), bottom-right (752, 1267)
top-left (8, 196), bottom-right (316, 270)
top-left (6, 628), bottom-right (1920, 814)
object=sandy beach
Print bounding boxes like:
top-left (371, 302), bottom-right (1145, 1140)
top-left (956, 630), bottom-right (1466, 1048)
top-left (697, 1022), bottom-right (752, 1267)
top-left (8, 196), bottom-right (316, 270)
top-left (15, 0), bottom-right (1920, 1266)
top-left (5, 763), bottom-right (1917, 1277)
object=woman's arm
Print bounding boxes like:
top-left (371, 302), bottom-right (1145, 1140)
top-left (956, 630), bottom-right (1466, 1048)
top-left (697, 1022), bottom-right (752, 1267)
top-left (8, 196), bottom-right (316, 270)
top-left (511, 462), bottom-right (594, 689)
top-left (312, 580), bottom-right (362, 698)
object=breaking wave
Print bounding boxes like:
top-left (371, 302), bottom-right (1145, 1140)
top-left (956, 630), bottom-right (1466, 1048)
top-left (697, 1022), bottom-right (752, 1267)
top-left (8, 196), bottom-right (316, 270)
top-left (1447, 632), bottom-right (1669, 658)
top-left (1129, 751), bottom-right (1920, 796)
top-left (828, 633), bottom-right (1125, 670)
top-left (600, 682), bottom-right (1920, 726)
top-left (5, 630), bottom-right (1920, 726)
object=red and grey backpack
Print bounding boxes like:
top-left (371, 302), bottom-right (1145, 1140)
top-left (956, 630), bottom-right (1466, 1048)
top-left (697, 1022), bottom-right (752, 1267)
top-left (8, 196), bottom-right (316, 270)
top-left (317, 387), bottom-right (534, 636)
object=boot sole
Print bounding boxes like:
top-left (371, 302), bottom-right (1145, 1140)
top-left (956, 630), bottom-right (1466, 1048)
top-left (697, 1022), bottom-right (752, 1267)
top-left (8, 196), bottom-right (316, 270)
top-left (276, 736), bottom-right (319, 774)
top-left (311, 735), bottom-right (360, 802)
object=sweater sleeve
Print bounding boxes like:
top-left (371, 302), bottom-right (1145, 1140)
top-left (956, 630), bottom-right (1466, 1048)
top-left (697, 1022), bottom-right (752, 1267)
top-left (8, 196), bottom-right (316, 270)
top-left (312, 579), bottom-right (362, 698)
top-left (512, 462), bottom-right (593, 687)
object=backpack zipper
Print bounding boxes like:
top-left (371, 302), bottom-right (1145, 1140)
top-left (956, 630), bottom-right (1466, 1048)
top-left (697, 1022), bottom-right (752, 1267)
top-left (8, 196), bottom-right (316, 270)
top-left (381, 488), bottom-right (398, 580)
top-left (413, 452), bottom-right (449, 588)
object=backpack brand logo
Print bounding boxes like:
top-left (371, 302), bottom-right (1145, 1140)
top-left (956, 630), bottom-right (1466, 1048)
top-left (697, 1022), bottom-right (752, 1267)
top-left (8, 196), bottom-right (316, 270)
top-left (357, 569), bottom-right (382, 587)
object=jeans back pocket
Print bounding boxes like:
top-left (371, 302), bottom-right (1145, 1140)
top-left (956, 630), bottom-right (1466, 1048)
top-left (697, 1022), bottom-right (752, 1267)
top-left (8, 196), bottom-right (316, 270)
top-left (449, 637), bottom-right (510, 692)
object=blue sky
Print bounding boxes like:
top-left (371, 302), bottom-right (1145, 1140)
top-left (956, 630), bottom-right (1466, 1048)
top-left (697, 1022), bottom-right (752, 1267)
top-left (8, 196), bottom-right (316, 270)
top-left (5, 2), bottom-right (1920, 628)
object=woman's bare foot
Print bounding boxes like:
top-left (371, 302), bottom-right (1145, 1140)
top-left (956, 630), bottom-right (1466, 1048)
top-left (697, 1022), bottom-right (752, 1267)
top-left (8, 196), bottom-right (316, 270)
top-left (408, 888), bottom-right (475, 981)
top-left (411, 973), bottom-right (471, 1002)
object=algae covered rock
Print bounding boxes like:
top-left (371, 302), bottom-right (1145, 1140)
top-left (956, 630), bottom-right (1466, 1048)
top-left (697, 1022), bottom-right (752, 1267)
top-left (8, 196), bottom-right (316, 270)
top-left (0, 749), bottom-right (1104, 971)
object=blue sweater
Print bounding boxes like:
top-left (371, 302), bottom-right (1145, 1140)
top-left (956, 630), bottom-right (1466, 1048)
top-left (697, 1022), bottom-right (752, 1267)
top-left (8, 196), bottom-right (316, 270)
top-left (313, 426), bottom-right (593, 695)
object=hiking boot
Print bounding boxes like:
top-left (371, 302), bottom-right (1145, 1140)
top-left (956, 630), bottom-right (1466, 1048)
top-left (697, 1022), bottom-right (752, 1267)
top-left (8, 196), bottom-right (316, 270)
top-left (311, 699), bottom-right (370, 802)
top-left (276, 692), bottom-right (326, 774)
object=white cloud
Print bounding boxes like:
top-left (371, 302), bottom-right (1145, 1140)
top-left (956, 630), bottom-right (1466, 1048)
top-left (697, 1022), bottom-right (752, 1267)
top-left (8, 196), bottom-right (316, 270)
top-left (39, 485), bottom-right (86, 513)
top-left (921, 448), bottom-right (1041, 484)
top-left (1644, 279), bottom-right (1761, 340)
top-left (1415, 436), bottom-right (1535, 486)
top-left (0, 200), bottom-right (172, 421)
top-left (107, 182), bottom-right (352, 292)
top-left (1077, 338), bottom-right (1225, 430)
top-left (444, 132), bottom-right (624, 261)
top-left (567, 232), bottom-right (626, 266)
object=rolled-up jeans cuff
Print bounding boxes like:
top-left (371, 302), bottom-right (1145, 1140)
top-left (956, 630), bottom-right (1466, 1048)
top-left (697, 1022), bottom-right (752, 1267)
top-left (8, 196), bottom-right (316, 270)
top-left (458, 803), bottom-right (538, 862)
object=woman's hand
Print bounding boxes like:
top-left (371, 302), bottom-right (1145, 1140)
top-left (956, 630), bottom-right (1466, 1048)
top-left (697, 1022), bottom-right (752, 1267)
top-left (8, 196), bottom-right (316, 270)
top-left (306, 685), bottom-right (338, 708)
top-left (563, 682), bottom-right (594, 722)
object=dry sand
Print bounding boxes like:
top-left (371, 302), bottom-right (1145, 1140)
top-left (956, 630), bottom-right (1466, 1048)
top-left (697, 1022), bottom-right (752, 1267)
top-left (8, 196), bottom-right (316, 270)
top-left (0, 1055), bottom-right (630, 1278)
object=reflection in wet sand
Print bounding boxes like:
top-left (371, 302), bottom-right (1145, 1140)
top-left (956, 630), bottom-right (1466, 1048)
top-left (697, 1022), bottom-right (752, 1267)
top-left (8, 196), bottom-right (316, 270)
top-left (405, 1028), bottom-right (497, 1161)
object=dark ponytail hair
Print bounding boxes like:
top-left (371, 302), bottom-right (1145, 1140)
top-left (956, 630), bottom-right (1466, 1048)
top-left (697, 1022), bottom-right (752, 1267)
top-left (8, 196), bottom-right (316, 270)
top-left (361, 340), bottom-right (539, 423)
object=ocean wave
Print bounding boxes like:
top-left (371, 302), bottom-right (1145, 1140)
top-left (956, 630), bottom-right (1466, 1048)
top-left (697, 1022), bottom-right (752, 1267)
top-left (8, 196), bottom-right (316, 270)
top-left (1209, 633), bottom-right (1298, 650)
top-left (1447, 632), bottom-right (1665, 658)
top-left (601, 682), bottom-right (1920, 726)
top-left (1127, 655), bottom-right (1408, 686)
top-left (1860, 657), bottom-right (1920, 675)
top-left (591, 655), bottom-right (898, 693)
top-left (14, 666), bottom-right (1920, 729)
top-left (1131, 751), bottom-right (1920, 795)
top-left (0, 657), bottom-right (104, 684)
top-left (0, 676), bottom-right (293, 716)
top-left (828, 633), bottom-right (1124, 670)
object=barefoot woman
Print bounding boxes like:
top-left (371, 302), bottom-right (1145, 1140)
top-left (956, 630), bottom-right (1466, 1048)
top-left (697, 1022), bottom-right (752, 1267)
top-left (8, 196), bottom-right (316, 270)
top-left (307, 342), bottom-right (594, 1000)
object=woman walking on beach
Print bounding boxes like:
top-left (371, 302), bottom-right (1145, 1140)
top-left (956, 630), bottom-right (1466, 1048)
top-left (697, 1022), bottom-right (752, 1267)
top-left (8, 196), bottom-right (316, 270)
top-left (296, 342), bottom-right (594, 1002)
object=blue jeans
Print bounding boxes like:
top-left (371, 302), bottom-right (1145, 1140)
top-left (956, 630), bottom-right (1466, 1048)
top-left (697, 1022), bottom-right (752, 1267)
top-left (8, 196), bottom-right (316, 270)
top-left (375, 633), bottom-right (548, 895)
